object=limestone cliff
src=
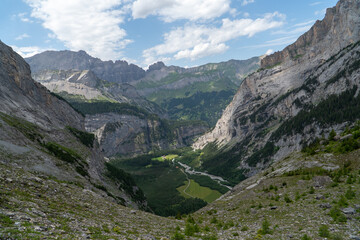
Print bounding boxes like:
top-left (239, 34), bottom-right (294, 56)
top-left (26, 50), bottom-right (145, 83)
top-left (261, 0), bottom-right (360, 69)
top-left (32, 69), bottom-right (162, 115)
top-left (194, 0), bottom-right (360, 176)
top-left (0, 40), bottom-right (147, 208)
top-left (86, 113), bottom-right (208, 157)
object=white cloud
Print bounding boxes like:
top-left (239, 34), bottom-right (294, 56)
top-left (272, 23), bottom-right (313, 36)
top-left (265, 49), bottom-right (274, 55)
top-left (11, 45), bottom-right (54, 58)
top-left (143, 12), bottom-right (285, 65)
top-left (131, 0), bottom-right (231, 22)
top-left (246, 36), bottom-right (297, 49)
top-left (310, 2), bottom-right (322, 6)
top-left (242, 0), bottom-right (255, 6)
top-left (15, 34), bottom-right (30, 41)
top-left (25, 0), bottom-right (131, 60)
top-left (16, 12), bottom-right (34, 23)
top-left (293, 20), bottom-right (315, 28)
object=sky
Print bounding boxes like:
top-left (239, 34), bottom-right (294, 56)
top-left (0, 0), bottom-right (338, 68)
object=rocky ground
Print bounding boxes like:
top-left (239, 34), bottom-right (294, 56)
top-left (187, 150), bottom-right (360, 240)
top-left (2, 147), bottom-right (359, 239)
top-left (0, 160), bottom-right (182, 239)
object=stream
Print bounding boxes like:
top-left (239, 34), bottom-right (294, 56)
top-left (174, 160), bottom-right (232, 190)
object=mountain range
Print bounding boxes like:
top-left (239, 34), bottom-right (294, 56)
top-left (1, 0), bottom-right (360, 239)
top-left (25, 49), bottom-right (259, 157)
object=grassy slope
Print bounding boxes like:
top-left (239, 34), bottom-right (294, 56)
top-left (171, 149), bottom-right (360, 239)
top-left (177, 179), bottom-right (222, 203)
top-left (0, 162), bottom-right (179, 239)
top-left (137, 62), bottom-right (259, 126)
top-left (110, 151), bottom-right (227, 216)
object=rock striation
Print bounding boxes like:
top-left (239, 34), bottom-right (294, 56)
top-left (194, 0), bottom-right (360, 173)
top-left (261, 0), bottom-right (360, 69)
top-left (0, 41), bottom-right (83, 130)
top-left (0, 40), bottom-right (146, 208)
top-left (86, 113), bottom-right (208, 157)
top-left (26, 50), bottom-right (145, 83)
top-left (32, 69), bottom-right (162, 115)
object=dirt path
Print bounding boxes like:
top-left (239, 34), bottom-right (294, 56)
top-left (180, 169), bottom-right (195, 198)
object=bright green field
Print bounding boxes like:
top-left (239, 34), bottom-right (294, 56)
top-left (177, 179), bottom-right (222, 203)
top-left (152, 154), bottom-right (179, 161)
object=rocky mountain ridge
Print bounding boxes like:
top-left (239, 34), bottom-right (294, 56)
top-left (261, 0), bottom-right (360, 69)
top-left (26, 50), bottom-right (145, 84)
top-left (0, 40), bottom-right (146, 209)
top-left (30, 68), bottom-right (208, 157)
top-left (28, 51), bottom-right (259, 126)
top-left (86, 113), bottom-right (208, 157)
top-left (135, 58), bottom-right (260, 126)
top-left (194, 0), bottom-right (360, 178)
top-left (32, 69), bottom-right (162, 115)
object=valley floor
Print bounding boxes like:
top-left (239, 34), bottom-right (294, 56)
top-left (1, 149), bottom-right (360, 239)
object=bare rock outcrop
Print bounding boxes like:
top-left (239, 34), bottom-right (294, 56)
top-left (194, 0), bottom-right (360, 173)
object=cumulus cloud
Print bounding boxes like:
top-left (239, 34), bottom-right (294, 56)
top-left (11, 45), bottom-right (53, 58)
top-left (132, 0), bottom-right (231, 22)
top-left (25, 0), bottom-right (131, 60)
top-left (242, 0), bottom-right (255, 6)
top-left (265, 49), bottom-right (274, 55)
top-left (15, 34), bottom-right (30, 41)
top-left (143, 12), bottom-right (285, 65)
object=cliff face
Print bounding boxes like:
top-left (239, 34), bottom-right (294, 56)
top-left (0, 41), bottom-right (146, 208)
top-left (194, 0), bottom-right (360, 175)
top-left (86, 113), bottom-right (208, 157)
top-left (261, 0), bottom-right (360, 69)
top-left (26, 50), bottom-right (146, 83)
top-left (32, 69), bottom-right (163, 115)
top-left (134, 57), bottom-right (260, 95)
top-left (31, 68), bottom-right (207, 157)
top-left (0, 41), bottom-right (83, 130)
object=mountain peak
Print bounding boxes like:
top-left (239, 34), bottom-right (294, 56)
top-left (26, 50), bottom-right (146, 83)
top-left (261, 0), bottom-right (360, 69)
top-left (147, 61), bottom-right (166, 72)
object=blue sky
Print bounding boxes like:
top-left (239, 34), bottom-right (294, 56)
top-left (0, 0), bottom-right (338, 68)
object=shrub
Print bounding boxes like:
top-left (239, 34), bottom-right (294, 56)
top-left (318, 225), bottom-right (330, 238)
top-left (301, 234), bottom-right (312, 240)
top-left (66, 126), bottom-right (95, 148)
top-left (259, 218), bottom-right (272, 235)
top-left (241, 226), bottom-right (249, 231)
top-left (210, 216), bottom-right (218, 224)
top-left (44, 142), bottom-right (82, 164)
top-left (172, 230), bottom-right (185, 240)
top-left (0, 214), bottom-right (14, 227)
top-left (202, 235), bottom-right (217, 240)
top-left (329, 129), bottom-right (336, 141)
top-left (345, 187), bottom-right (356, 199)
top-left (284, 194), bottom-right (292, 203)
top-left (329, 207), bottom-right (347, 223)
top-left (184, 223), bottom-right (200, 236)
top-left (337, 195), bottom-right (348, 207)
